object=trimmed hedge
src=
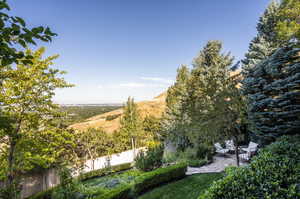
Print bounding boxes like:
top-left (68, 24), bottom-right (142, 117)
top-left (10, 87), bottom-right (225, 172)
top-left (26, 187), bottom-right (55, 199)
top-left (26, 163), bottom-right (132, 199)
top-left (95, 163), bottom-right (187, 199)
top-left (96, 184), bottom-right (132, 199)
top-left (78, 162), bottom-right (132, 181)
top-left (200, 136), bottom-right (300, 199)
top-left (132, 163), bottom-right (187, 196)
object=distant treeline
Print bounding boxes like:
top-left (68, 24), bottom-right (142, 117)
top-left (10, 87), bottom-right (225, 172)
top-left (60, 105), bottom-right (122, 125)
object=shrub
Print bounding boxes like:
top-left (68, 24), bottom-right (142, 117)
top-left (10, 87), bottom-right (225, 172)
top-left (187, 159), bottom-right (207, 167)
top-left (196, 143), bottom-right (214, 161)
top-left (94, 184), bottom-right (132, 199)
top-left (26, 163), bottom-right (132, 199)
top-left (78, 163), bottom-right (132, 181)
top-left (200, 136), bottom-right (300, 199)
top-left (132, 163), bottom-right (187, 196)
top-left (135, 145), bottom-right (164, 171)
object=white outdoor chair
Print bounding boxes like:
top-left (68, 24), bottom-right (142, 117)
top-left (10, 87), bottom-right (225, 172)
top-left (239, 141), bottom-right (258, 162)
top-left (239, 151), bottom-right (251, 161)
top-left (225, 140), bottom-right (235, 151)
top-left (214, 143), bottom-right (229, 155)
top-left (242, 141), bottom-right (258, 155)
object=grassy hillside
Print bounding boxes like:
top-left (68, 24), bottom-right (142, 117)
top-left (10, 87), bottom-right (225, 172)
top-left (61, 105), bottom-right (122, 125)
top-left (69, 92), bottom-right (167, 132)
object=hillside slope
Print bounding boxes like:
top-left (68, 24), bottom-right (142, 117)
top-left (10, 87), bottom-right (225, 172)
top-left (69, 92), bottom-right (167, 132)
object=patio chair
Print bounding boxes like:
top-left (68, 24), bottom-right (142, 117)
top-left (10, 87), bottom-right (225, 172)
top-left (214, 142), bottom-right (229, 155)
top-left (241, 141), bottom-right (258, 155)
top-left (239, 141), bottom-right (258, 162)
top-left (225, 140), bottom-right (235, 151)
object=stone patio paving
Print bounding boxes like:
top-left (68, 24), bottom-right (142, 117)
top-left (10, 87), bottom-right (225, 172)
top-left (186, 154), bottom-right (248, 175)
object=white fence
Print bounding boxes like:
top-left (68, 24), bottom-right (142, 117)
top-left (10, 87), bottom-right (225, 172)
top-left (17, 148), bottom-right (143, 198)
top-left (82, 148), bottom-right (143, 173)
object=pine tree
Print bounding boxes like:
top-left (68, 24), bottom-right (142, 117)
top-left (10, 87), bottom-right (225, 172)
top-left (242, 0), bottom-right (281, 72)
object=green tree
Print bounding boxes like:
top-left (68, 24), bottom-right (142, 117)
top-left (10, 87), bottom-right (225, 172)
top-left (0, 48), bottom-right (73, 198)
top-left (243, 44), bottom-right (300, 145)
top-left (276, 0), bottom-right (300, 41)
top-left (162, 65), bottom-right (190, 150)
top-left (185, 41), bottom-right (234, 146)
top-left (75, 128), bottom-right (114, 170)
top-left (242, 0), bottom-right (281, 72)
top-left (0, 0), bottom-right (56, 67)
top-left (119, 97), bottom-right (143, 157)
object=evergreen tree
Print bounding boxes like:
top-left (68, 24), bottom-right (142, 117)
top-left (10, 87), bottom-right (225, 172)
top-left (162, 65), bottom-right (191, 150)
top-left (242, 0), bottom-right (281, 72)
top-left (119, 97), bottom-right (143, 157)
top-left (185, 40), bottom-right (234, 145)
top-left (243, 43), bottom-right (300, 145)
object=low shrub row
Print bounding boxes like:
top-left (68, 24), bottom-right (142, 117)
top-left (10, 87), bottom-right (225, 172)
top-left (26, 163), bottom-right (132, 199)
top-left (96, 163), bottom-right (187, 199)
top-left (132, 163), bottom-right (187, 196)
top-left (78, 162), bottom-right (132, 181)
top-left (200, 135), bottom-right (300, 199)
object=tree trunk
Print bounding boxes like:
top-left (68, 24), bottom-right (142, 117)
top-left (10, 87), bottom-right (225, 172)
top-left (7, 138), bottom-right (17, 199)
top-left (233, 136), bottom-right (240, 167)
top-left (131, 137), bottom-right (137, 160)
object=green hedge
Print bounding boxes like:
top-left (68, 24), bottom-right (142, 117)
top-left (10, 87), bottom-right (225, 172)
top-left (26, 187), bottom-right (55, 199)
top-left (95, 163), bottom-right (187, 199)
top-left (96, 184), bottom-right (132, 199)
top-left (78, 162), bottom-right (132, 181)
top-left (132, 163), bottom-right (187, 196)
top-left (26, 163), bottom-right (132, 199)
top-left (200, 136), bottom-right (300, 199)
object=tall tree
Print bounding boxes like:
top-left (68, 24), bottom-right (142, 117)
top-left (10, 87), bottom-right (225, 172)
top-left (185, 40), bottom-right (234, 145)
top-left (242, 0), bottom-right (281, 72)
top-left (119, 97), bottom-right (143, 157)
top-left (243, 44), bottom-right (300, 145)
top-left (162, 65), bottom-right (190, 150)
top-left (0, 48), bottom-right (73, 198)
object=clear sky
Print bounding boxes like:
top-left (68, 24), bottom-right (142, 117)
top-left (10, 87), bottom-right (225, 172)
top-left (9, 0), bottom-right (271, 104)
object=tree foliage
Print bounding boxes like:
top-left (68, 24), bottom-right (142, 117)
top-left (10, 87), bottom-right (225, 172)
top-left (242, 1), bottom-right (281, 72)
top-left (0, 48), bottom-right (73, 197)
top-left (0, 0), bottom-right (56, 67)
top-left (276, 0), bottom-right (300, 41)
top-left (243, 43), bottom-right (300, 145)
top-left (119, 97), bottom-right (144, 154)
top-left (162, 65), bottom-right (190, 150)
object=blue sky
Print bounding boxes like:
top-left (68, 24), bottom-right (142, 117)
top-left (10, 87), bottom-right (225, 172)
top-left (10, 0), bottom-right (270, 104)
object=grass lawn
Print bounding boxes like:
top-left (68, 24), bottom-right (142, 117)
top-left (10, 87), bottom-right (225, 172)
top-left (138, 173), bottom-right (223, 199)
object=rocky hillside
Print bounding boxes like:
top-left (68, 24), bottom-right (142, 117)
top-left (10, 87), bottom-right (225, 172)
top-left (69, 92), bottom-right (167, 133)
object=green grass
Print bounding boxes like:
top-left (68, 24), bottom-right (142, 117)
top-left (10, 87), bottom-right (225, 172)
top-left (138, 173), bottom-right (223, 199)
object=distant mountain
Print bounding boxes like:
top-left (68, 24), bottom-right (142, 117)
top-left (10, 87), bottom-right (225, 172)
top-left (69, 92), bottom-right (167, 133)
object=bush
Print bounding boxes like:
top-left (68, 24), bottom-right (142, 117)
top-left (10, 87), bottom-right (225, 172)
top-left (27, 163), bottom-right (132, 199)
top-left (94, 184), bottom-right (132, 199)
top-left (132, 163), bottom-right (187, 196)
top-left (196, 143), bottom-right (214, 161)
top-left (135, 145), bottom-right (164, 171)
top-left (187, 159), bottom-right (207, 167)
top-left (78, 163), bottom-right (132, 181)
top-left (200, 136), bottom-right (300, 199)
